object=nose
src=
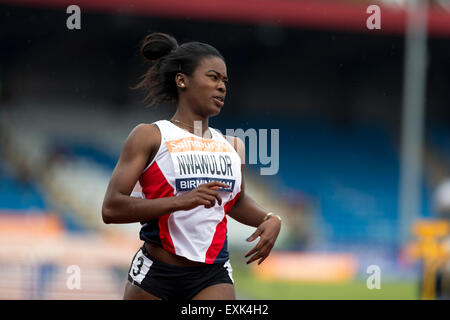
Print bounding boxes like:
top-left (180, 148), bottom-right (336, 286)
top-left (217, 80), bottom-right (226, 94)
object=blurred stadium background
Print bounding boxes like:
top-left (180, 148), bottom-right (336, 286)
top-left (1, 0), bottom-right (450, 299)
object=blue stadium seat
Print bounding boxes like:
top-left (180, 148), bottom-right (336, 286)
top-left (0, 159), bottom-right (47, 211)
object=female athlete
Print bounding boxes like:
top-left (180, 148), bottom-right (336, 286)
top-left (102, 32), bottom-right (282, 300)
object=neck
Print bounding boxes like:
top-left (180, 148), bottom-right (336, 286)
top-left (171, 107), bottom-right (209, 136)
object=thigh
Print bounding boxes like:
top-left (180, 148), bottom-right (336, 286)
top-left (123, 280), bottom-right (162, 300)
top-left (192, 283), bottom-right (236, 300)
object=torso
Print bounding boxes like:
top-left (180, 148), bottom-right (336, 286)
top-left (145, 242), bottom-right (206, 267)
top-left (132, 120), bottom-right (242, 266)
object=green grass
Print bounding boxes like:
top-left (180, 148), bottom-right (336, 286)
top-left (230, 256), bottom-right (420, 300)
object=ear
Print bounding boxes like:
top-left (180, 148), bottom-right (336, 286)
top-left (175, 73), bottom-right (187, 89)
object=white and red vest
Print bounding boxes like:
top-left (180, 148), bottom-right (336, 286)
top-left (131, 120), bottom-right (242, 264)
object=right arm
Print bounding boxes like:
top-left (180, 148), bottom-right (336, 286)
top-left (101, 123), bottom-right (227, 224)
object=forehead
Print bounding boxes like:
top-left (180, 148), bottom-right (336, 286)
top-left (195, 56), bottom-right (227, 76)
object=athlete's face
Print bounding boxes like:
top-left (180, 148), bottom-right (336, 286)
top-left (181, 56), bottom-right (228, 117)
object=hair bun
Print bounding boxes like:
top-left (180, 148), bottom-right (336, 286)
top-left (141, 32), bottom-right (178, 61)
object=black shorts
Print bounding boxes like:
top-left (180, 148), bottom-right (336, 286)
top-left (127, 244), bottom-right (234, 300)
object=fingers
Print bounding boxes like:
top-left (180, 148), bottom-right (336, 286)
top-left (246, 255), bottom-right (260, 265)
top-left (195, 183), bottom-right (224, 206)
top-left (244, 245), bottom-right (259, 259)
top-left (246, 228), bottom-right (262, 242)
top-left (257, 256), bottom-right (268, 265)
top-left (214, 192), bottom-right (222, 206)
top-left (202, 181), bottom-right (229, 189)
top-left (245, 246), bottom-right (265, 265)
top-left (245, 245), bottom-right (270, 265)
top-left (244, 228), bottom-right (262, 259)
top-left (200, 199), bottom-right (214, 208)
top-left (199, 187), bottom-right (222, 206)
top-left (244, 232), bottom-right (275, 265)
top-left (198, 194), bottom-right (217, 208)
top-left (179, 181), bottom-right (229, 211)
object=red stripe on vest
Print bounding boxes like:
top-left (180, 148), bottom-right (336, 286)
top-left (205, 192), bottom-right (241, 264)
top-left (139, 161), bottom-right (176, 255)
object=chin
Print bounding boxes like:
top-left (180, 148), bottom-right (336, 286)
top-left (211, 107), bottom-right (222, 116)
top-left (203, 105), bottom-right (222, 117)
top-left (209, 109), bottom-right (221, 118)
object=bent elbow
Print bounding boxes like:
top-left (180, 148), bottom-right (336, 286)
top-left (101, 203), bottom-right (114, 224)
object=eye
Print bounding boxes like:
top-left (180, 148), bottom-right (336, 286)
top-left (209, 74), bottom-right (218, 80)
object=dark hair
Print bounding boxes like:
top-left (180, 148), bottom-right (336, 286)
top-left (134, 32), bottom-right (225, 107)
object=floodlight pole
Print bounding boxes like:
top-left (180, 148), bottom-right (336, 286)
top-left (399, 0), bottom-right (429, 247)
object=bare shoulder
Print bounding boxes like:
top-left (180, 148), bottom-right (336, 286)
top-left (130, 122), bottom-right (160, 135)
top-left (129, 123), bottom-right (160, 141)
top-left (122, 123), bottom-right (161, 155)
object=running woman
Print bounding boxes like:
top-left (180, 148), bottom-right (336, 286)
top-left (102, 32), bottom-right (282, 300)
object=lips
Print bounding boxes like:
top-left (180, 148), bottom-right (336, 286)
top-left (212, 96), bottom-right (224, 107)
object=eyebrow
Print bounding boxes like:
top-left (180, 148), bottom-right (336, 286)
top-left (208, 70), bottom-right (228, 81)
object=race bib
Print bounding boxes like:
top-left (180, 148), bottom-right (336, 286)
top-left (166, 136), bottom-right (237, 193)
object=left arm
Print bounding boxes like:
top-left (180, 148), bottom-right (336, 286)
top-left (226, 136), bottom-right (282, 265)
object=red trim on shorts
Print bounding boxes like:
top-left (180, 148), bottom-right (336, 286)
top-left (139, 161), bottom-right (176, 255)
top-left (205, 192), bottom-right (241, 264)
